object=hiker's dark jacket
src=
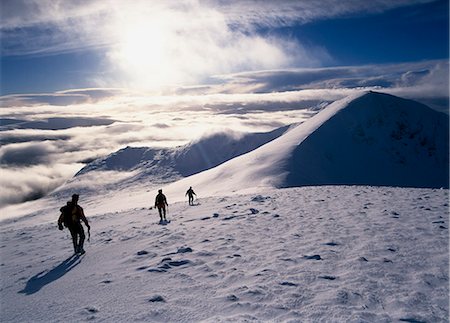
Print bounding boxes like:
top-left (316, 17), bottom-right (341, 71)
top-left (155, 193), bottom-right (168, 208)
top-left (58, 202), bottom-right (89, 228)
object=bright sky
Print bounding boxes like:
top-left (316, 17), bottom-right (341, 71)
top-left (0, 0), bottom-right (448, 94)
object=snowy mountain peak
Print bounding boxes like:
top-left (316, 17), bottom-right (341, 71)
top-left (282, 91), bottom-right (449, 188)
top-left (156, 91), bottom-right (448, 202)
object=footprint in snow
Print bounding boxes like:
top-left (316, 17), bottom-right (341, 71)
top-left (223, 215), bottom-right (238, 221)
top-left (176, 247), bottom-right (193, 254)
top-left (148, 295), bottom-right (165, 303)
top-left (158, 259), bottom-right (192, 270)
top-left (324, 242), bottom-right (339, 246)
top-left (164, 247), bottom-right (192, 256)
top-left (280, 281), bottom-right (298, 287)
top-left (319, 275), bottom-right (336, 280)
top-left (251, 195), bottom-right (271, 203)
top-left (304, 255), bottom-right (322, 260)
top-left (227, 294), bottom-right (239, 302)
top-left (83, 306), bottom-right (99, 314)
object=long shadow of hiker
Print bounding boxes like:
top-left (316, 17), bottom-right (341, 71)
top-left (19, 254), bottom-right (82, 295)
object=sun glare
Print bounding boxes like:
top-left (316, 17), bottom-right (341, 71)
top-left (106, 2), bottom-right (298, 91)
top-left (112, 15), bottom-right (174, 88)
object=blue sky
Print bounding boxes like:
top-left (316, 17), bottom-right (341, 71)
top-left (1, 0), bottom-right (448, 95)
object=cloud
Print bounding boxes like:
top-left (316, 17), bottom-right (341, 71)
top-left (0, 132), bottom-right (71, 145)
top-left (209, 59), bottom-right (449, 108)
top-left (2, 1), bottom-right (435, 34)
top-left (0, 142), bottom-right (55, 166)
top-left (2, 0), bottom-right (434, 89)
top-left (0, 88), bottom-right (124, 107)
top-left (208, 0), bottom-right (436, 29)
top-left (0, 163), bottom-right (80, 207)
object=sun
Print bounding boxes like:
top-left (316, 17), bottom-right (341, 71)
top-left (110, 11), bottom-right (181, 89)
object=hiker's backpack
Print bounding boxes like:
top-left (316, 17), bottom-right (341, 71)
top-left (60, 203), bottom-right (74, 227)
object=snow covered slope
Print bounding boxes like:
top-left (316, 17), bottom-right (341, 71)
top-left (1, 186), bottom-right (448, 322)
top-left (70, 126), bottom-right (290, 190)
top-left (151, 91), bottom-right (448, 203)
top-left (283, 91), bottom-right (449, 188)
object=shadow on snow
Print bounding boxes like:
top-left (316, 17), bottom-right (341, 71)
top-left (19, 254), bottom-right (82, 295)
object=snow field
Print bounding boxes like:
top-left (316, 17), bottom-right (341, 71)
top-left (1, 186), bottom-right (448, 322)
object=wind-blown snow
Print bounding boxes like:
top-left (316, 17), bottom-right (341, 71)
top-left (0, 186), bottom-right (448, 322)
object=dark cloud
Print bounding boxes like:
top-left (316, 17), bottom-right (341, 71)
top-left (0, 144), bottom-right (53, 166)
top-left (0, 133), bottom-right (71, 145)
top-left (0, 118), bottom-right (27, 126)
top-left (16, 117), bottom-right (115, 130)
top-left (0, 117), bottom-right (115, 131)
top-left (0, 89), bottom-right (124, 107)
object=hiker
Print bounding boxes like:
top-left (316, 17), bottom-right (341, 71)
top-left (155, 189), bottom-right (168, 221)
top-left (185, 186), bottom-right (196, 205)
top-left (58, 194), bottom-right (90, 255)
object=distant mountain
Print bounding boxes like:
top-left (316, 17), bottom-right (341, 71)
top-left (158, 91), bottom-right (448, 198)
top-left (74, 125), bottom-right (290, 186)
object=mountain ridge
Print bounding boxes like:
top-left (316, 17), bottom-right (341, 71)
top-left (153, 91), bottom-right (448, 202)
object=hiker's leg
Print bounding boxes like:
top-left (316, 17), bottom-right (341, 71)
top-left (78, 225), bottom-right (85, 251)
top-left (69, 227), bottom-right (77, 253)
top-left (163, 206), bottom-right (166, 220)
top-left (158, 207), bottom-right (163, 220)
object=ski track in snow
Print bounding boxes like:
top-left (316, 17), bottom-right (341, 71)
top-left (1, 186), bottom-right (448, 322)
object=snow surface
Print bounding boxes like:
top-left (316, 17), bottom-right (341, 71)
top-left (1, 91), bottom-right (449, 322)
top-left (1, 186), bottom-right (448, 322)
